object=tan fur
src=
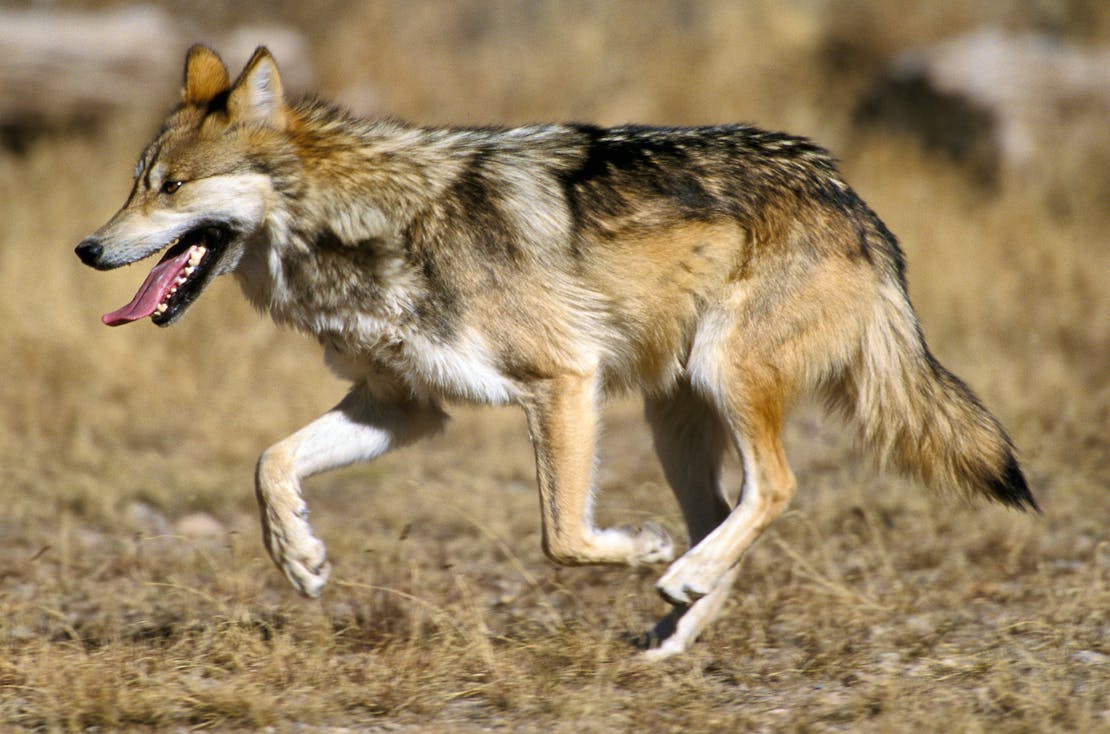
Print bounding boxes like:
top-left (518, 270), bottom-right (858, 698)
top-left (521, 373), bottom-right (674, 566)
top-left (579, 220), bottom-right (745, 391)
top-left (182, 45), bottom-right (229, 105)
top-left (75, 45), bottom-right (1036, 660)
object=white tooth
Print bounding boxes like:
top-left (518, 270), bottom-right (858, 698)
top-left (155, 303), bottom-right (167, 315)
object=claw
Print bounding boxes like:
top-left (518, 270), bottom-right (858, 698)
top-left (287, 558), bottom-right (331, 598)
top-left (656, 555), bottom-right (715, 606)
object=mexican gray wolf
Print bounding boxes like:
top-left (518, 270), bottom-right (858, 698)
top-left (75, 45), bottom-right (1037, 659)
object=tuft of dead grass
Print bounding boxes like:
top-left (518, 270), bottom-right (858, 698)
top-left (1, 1), bottom-right (1107, 731)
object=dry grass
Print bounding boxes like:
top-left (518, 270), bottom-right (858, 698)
top-left (1, 1), bottom-right (1107, 731)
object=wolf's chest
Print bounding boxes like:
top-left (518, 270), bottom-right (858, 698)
top-left (319, 317), bottom-right (518, 405)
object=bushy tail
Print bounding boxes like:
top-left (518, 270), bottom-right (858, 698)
top-left (830, 242), bottom-right (1037, 511)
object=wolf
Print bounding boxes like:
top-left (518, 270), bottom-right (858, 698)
top-left (75, 45), bottom-right (1036, 659)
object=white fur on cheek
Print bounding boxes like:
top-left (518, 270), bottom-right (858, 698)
top-left (179, 173), bottom-right (272, 229)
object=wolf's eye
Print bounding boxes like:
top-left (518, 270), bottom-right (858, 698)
top-left (161, 180), bottom-right (184, 195)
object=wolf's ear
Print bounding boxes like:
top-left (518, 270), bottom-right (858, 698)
top-left (182, 45), bottom-right (230, 105)
top-left (227, 47), bottom-right (286, 129)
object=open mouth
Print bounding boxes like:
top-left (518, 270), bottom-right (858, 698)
top-left (102, 224), bottom-right (232, 327)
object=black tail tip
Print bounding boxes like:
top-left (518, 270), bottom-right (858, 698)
top-left (986, 452), bottom-right (1040, 513)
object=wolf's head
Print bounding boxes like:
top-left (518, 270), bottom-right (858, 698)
top-left (75, 45), bottom-right (293, 326)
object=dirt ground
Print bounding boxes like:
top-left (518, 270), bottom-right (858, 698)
top-left (0, 2), bottom-right (1107, 731)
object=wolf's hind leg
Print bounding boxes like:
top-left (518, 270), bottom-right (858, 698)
top-left (656, 366), bottom-right (796, 607)
top-left (522, 373), bottom-right (675, 567)
top-left (645, 380), bottom-right (731, 544)
top-left (639, 382), bottom-right (735, 658)
top-left (256, 384), bottom-right (446, 597)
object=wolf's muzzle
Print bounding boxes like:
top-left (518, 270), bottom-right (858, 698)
top-left (75, 238), bottom-right (106, 269)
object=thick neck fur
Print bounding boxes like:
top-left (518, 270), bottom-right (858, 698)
top-left (237, 103), bottom-right (470, 351)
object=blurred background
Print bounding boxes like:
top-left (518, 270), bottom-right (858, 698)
top-left (0, 2), bottom-right (1107, 729)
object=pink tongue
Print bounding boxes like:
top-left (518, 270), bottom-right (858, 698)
top-left (102, 248), bottom-right (194, 326)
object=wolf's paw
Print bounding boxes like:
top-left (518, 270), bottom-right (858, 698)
top-left (594, 522), bottom-right (674, 565)
top-left (265, 513), bottom-right (332, 598)
top-left (640, 637), bottom-right (689, 661)
top-left (625, 618), bottom-right (691, 662)
top-left (628, 521), bottom-right (675, 565)
top-left (655, 553), bottom-right (718, 606)
top-left (279, 534), bottom-right (332, 598)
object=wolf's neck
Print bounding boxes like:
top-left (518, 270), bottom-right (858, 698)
top-left (286, 105), bottom-right (470, 240)
top-left (238, 106), bottom-right (451, 342)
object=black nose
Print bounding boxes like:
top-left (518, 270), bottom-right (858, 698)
top-left (75, 238), bottom-right (103, 266)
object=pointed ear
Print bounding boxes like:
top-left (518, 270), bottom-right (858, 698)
top-left (227, 47), bottom-right (287, 129)
top-left (182, 44), bottom-right (230, 105)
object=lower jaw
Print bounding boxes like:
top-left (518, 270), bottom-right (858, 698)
top-left (151, 243), bottom-right (225, 324)
top-left (150, 282), bottom-right (203, 326)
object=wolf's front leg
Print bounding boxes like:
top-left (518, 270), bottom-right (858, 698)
top-left (255, 384), bottom-right (447, 596)
top-left (521, 373), bottom-right (675, 566)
